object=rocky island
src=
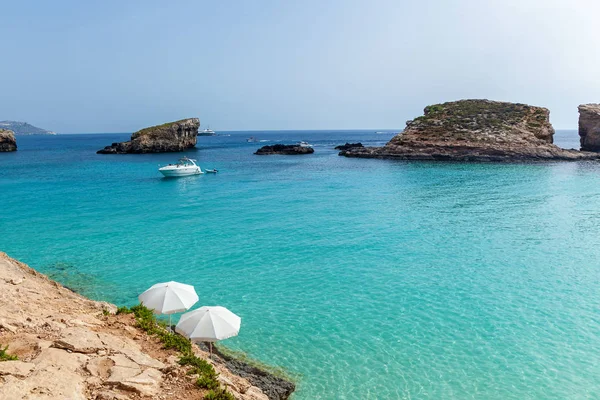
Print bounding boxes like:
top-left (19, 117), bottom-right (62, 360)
top-left (255, 144), bottom-right (314, 155)
top-left (97, 118), bottom-right (200, 154)
top-left (578, 104), bottom-right (600, 152)
top-left (334, 143), bottom-right (363, 151)
top-left (341, 100), bottom-right (600, 161)
top-left (0, 129), bottom-right (17, 152)
top-left (0, 251), bottom-right (294, 399)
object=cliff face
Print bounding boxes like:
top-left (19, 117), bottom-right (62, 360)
top-left (98, 118), bottom-right (200, 154)
top-left (341, 100), bottom-right (599, 161)
top-left (0, 251), bottom-right (282, 400)
top-left (0, 129), bottom-right (17, 152)
top-left (578, 104), bottom-right (600, 151)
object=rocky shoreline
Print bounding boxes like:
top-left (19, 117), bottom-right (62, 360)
top-left (341, 100), bottom-right (600, 162)
top-left (0, 252), bottom-right (294, 399)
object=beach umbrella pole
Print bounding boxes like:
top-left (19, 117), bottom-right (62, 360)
top-left (210, 342), bottom-right (213, 359)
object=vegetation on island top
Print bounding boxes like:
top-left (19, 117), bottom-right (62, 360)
top-left (404, 100), bottom-right (551, 136)
top-left (0, 344), bottom-right (18, 361)
top-left (132, 119), bottom-right (196, 138)
top-left (116, 304), bottom-right (234, 400)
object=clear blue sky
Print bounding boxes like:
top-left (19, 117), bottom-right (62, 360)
top-left (2, 0), bottom-right (599, 133)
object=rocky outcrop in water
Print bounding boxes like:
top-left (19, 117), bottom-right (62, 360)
top-left (255, 144), bottom-right (314, 155)
top-left (334, 143), bottom-right (363, 151)
top-left (341, 100), bottom-right (600, 161)
top-left (97, 118), bottom-right (200, 154)
top-left (0, 129), bottom-right (17, 152)
top-left (578, 104), bottom-right (600, 152)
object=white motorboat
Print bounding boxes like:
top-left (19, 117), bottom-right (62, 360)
top-left (298, 141), bottom-right (313, 148)
top-left (247, 137), bottom-right (259, 142)
top-left (159, 157), bottom-right (203, 177)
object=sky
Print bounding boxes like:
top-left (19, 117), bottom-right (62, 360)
top-left (2, 0), bottom-right (600, 133)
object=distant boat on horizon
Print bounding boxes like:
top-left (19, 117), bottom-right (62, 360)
top-left (198, 126), bottom-right (216, 136)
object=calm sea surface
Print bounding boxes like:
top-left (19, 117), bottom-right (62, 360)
top-left (1, 130), bottom-right (600, 399)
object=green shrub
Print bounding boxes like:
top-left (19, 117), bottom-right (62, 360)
top-left (204, 388), bottom-right (235, 400)
top-left (197, 374), bottom-right (220, 390)
top-left (131, 304), bottom-right (155, 321)
top-left (0, 345), bottom-right (18, 361)
top-left (157, 331), bottom-right (192, 354)
top-left (116, 306), bottom-right (132, 315)
top-left (179, 354), bottom-right (216, 376)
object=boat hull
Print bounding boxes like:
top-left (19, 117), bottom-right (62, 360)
top-left (159, 167), bottom-right (203, 177)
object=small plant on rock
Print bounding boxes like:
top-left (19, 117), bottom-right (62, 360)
top-left (116, 306), bottom-right (132, 315)
top-left (204, 388), bottom-right (235, 400)
top-left (0, 345), bottom-right (18, 361)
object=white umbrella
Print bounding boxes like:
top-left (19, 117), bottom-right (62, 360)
top-left (176, 306), bottom-right (241, 357)
top-left (138, 281), bottom-right (199, 328)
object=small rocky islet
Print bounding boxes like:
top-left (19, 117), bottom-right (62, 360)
top-left (340, 99), bottom-right (600, 162)
top-left (334, 142), bottom-right (363, 151)
top-left (0, 129), bottom-right (17, 152)
top-left (97, 118), bottom-right (200, 154)
top-left (254, 144), bottom-right (314, 155)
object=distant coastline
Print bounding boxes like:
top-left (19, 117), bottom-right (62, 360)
top-left (0, 120), bottom-right (55, 135)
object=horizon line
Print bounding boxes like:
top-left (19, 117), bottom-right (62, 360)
top-left (49, 127), bottom-right (579, 135)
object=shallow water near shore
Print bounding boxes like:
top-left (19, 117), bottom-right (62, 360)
top-left (2, 130), bottom-right (600, 399)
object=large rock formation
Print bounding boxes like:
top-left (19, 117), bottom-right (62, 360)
top-left (0, 129), bottom-right (17, 152)
top-left (579, 104), bottom-right (600, 151)
top-left (0, 251), bottom-right (293, 399)
top-left (255, 144), bottom-right (314, 155)
top-left (341, 100), bottom-right (600, 161)
top-left (97, 118), bottom-right (200, 154)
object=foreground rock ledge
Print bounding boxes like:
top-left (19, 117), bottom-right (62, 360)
top-left (579, 104), bottom-right (600, 152)
top-left (255, 144), bottom-right (314, 155)
top-left (0, 129), bottom-right (17, 152)
top-left (97, 118), bottom-right (200, 154)
top-left (0, 251), bottom-right (293, 399)
top-left (341, 100), bottom-right (600, 162)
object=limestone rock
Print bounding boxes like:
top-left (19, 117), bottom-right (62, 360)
top-left (341, 100), bottom-right (600, 161)
top-left (85, 356), bottom-right (114, 378)
top-left (579, 104), bottom-right (600, 151)
top-left (117, 367), bottom-right (163, 396)
top-left (0, 129), bottom-right (17, 152)
top-left (255, 144), bottom-right (314, 155)
top-left (97, 118), bottom-right (200, 154)
top-left (54, 327), bottom-right (106, 353)
top-left (0, 360), bottom-right (35, 377)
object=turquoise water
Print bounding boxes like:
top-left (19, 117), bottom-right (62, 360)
top-left (2, 131), bottom-right (600, 399)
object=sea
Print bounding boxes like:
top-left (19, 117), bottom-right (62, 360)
top-left (1, 130), bottom-right (600, 399)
